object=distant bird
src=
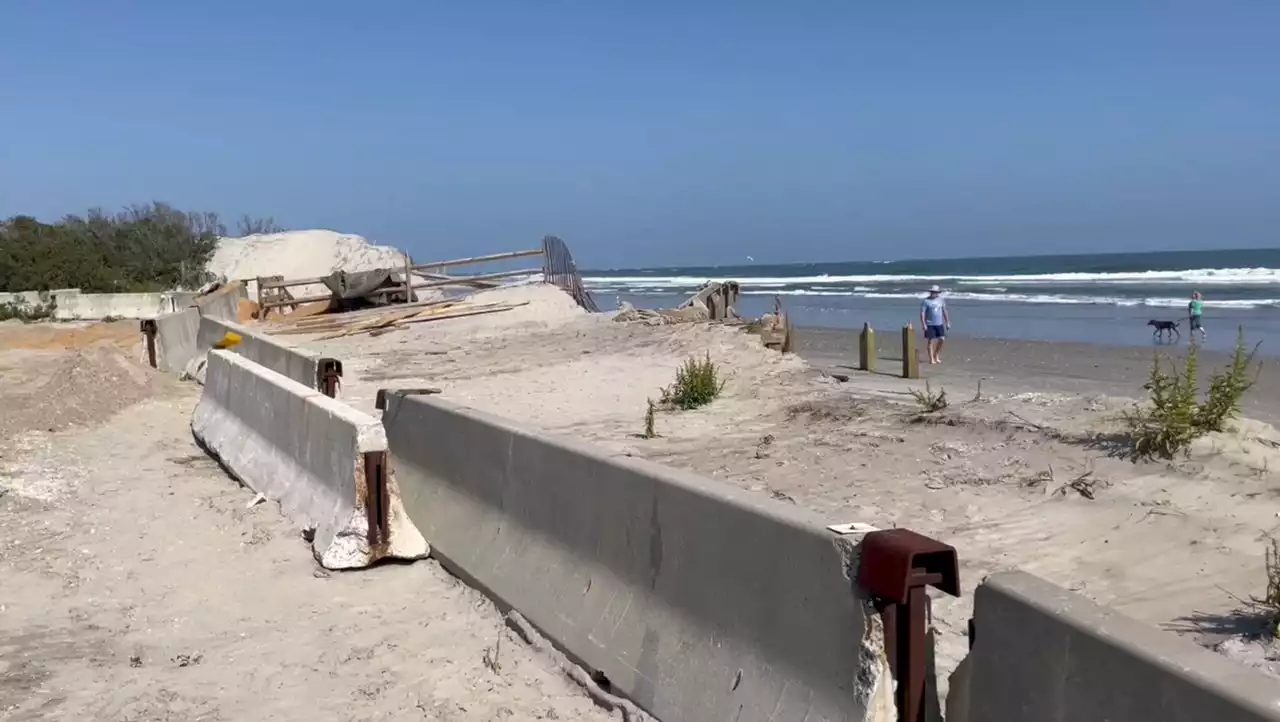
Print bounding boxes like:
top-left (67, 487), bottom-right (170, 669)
top-left (214, 331), bottom-right (243, 350)
top-left (746, 255), bottom-right (755, 262)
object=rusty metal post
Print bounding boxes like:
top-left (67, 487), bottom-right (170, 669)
top-left (859, 323), bottom-right (876, 372)
top-left (857, 529), bottom-right (959, 722)
top-left (362, 451), bottom-right (389, 548)
top-left (316, 358), bottom-right (343, 398)
top-left (902, 325), bottom-right (920, 379)
top-left (139, 320), bottom-right (158, 368)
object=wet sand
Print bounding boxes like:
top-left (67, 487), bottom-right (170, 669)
top-left (796, 327), bottom-right (1280, 425)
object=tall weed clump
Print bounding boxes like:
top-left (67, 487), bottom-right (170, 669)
top-left (661, 353), bottom-right (725, 410)
top-left (1123, 327), bottom-right (1260, 459)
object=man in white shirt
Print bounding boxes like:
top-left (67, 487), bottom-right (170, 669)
top-left (919, 285), bottom-right (951, 364)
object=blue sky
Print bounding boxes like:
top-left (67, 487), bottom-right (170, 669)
top-left (2, 2), bottom-right (1278, 268)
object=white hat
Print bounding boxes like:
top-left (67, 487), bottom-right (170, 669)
top-left (929, 285), bottom-right (941, 293)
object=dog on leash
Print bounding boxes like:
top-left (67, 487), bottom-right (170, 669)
top-left (1147, 319), bottom-right (1181, 341)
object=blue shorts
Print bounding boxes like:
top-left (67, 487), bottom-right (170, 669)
top-left (925, 324), bottom-right (946, 339)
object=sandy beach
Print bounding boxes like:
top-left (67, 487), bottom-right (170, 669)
top-left (797, 327), bottom-right (1280, 425)
top-left (294, 285), bottom-right (1280, 692)
top-left (0, 319), bottom-right (627, 721)
top-left (4, 284), bottom-right (1279, 719)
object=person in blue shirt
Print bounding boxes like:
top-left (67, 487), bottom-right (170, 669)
top-left (920, 285), bottom-right (951, 364)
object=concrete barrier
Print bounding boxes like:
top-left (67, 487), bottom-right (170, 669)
top-left (145, 284), bottom-right (247, 372)
top-left (53, 291), bottom-right (184, 320)
top-left (191, 282), bottom-right (246, 321)
top-left (962, 570), bottom-right (1280, 722)
top-left (193, 351), bottom-right (426, 569)
top-left (194, 315), bottom-right (340, 394)
top-left (379, 391), bottom-right (895, 722)
top-left (153, 307), bottom-right (201, 373)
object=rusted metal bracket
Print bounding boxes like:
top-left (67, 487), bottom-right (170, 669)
top-left (139, 319), bottom-right (158, 369)
top-left (857, 529), bottom-right (960, 722)
top-left (363, 450), bottom-right (389, 548)
top-left (316, 358), bottom-right (343, 398)
top-left (374, 387), bottom-right (442, 411)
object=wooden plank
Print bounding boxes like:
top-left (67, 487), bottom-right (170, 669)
top-left (266, 300), bottom-right (508, 337)
top-left (264, 298), bottom-right (462, 331)
top-left (313, 307), bottom-right (431, 341)
top-left (395, 302), bottom-right (529, 327)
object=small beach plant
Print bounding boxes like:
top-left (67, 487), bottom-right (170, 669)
top-left (1123, 327), bottom-right (1260, 459)
top-left (661, 353), bottom-right (725, 410)
top-left (642, 398), bottom-right (658, 438)
top-left (1195, 328), bottom-right (1260, 433)
top-left (909, 381), bottom-right (948, 414)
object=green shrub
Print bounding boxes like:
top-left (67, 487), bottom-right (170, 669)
top-left (642, 398), bottom-right (658, 438)
top-left (661, 353), bottom-right (725, 410)
top-left (1123, 327), bottom-right (1260, 459)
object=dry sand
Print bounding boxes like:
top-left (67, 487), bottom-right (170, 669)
top-left (7, 280), bottom-right (1279, 717)
top-left (0, 324), bottom-right (630, 721)
top-left (296, 284), bottom-right (1280, 695)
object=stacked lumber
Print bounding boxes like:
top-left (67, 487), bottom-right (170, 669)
top-left (262, 298), bottom-right (529, 340)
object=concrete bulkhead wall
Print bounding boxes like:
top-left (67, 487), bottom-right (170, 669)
top-left (192, 351), bottom-right (427, 569)
top-left (961, 570), bottom-right (1280, 722)
top-left (0, 290), bottom-right (48, 307)
top-left (195, 315), bottom-right (328, 391)
top-left (380, 391), bottom-right (896, 722)
top-left (53, 291), bottom-right (188, 320)
top-left (0, 288), bottom-right (80, 309)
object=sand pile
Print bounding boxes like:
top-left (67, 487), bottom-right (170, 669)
top-left (207, 230), bottom-right (411, 297)
top-left (455, 283), bottom-right (588, 335)
top-left (0, 344), bottom-right (160, 444)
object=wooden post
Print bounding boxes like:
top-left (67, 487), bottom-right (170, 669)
top-left (902, 324), bottom-right (920, 379)
top-left (859, 323), bottom-right (876, 372)
top-left (255, 276), bottom-right (265, 320)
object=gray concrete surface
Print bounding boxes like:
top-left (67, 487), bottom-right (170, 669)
top-left (962, 570), bottom-right (1280, 722)
top-left (154, 306), bottom-right (201, 373)
top-left (192, 351), bottom-right (427, 569)
top-left (380, 391), bottom-right (896, 722)
top-left (195, 316), bottom-right (328, 391)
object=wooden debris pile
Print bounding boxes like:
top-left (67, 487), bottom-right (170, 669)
top-left (611, 281), bottom-right (793, 353)
top-left (613, 280), bottom-right (741, 326)
top-left (261, 297), bottom-right (529, 340)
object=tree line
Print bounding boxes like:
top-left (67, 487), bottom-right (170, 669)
top-left (0, 203), bottom-right (284, 293)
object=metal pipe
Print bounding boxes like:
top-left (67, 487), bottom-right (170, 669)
top-left (259, 268), bottom-right (542, 309)
top-left (409, 248), bottom-right (542, 271)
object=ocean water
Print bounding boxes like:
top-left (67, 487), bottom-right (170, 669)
top-left (583, 249), bottom-right (1280, 355)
